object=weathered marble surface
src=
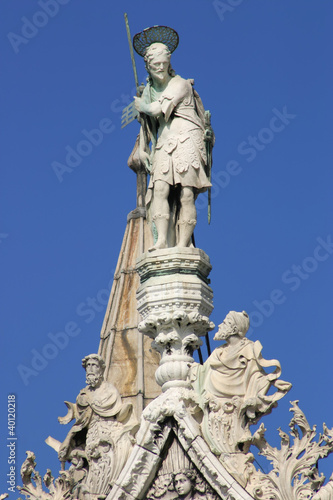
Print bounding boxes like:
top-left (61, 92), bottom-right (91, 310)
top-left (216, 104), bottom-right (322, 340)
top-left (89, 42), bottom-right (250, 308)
top-left (190, 310), bottom-right (292, 487)
top-left (136, 247), bottom-right (214, 392)
top-left (107, 387), bottom-right (254, 500)
top-left (16, 325), bottom-right (333, 500)
top-left (98, 209), bottom-right (161, 419)
top-left (49, 354), bottom-right (138, 498)
top-left (132, 33), bottom-right (214, 250)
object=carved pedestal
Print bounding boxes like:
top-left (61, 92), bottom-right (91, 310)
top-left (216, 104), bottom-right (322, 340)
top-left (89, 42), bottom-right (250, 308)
top-left (136, 248), bottom-right (214, 391)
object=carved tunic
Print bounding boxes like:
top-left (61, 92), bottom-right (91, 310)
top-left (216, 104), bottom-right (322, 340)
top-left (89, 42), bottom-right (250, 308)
top-left (143, 75), bottom-right (211, 204)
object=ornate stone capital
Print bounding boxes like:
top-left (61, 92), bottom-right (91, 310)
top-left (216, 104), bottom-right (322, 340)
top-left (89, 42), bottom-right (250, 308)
top-left (136, 248), bottom-right (214, 391)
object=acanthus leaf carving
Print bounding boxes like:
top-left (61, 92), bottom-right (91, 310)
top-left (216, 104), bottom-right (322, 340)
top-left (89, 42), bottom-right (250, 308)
top-left (248, 401), bottom-right (333, 500)
top-left (138, 310), bottom-right (214, 340)
top-left (17, 451), bottom-right (73, 500)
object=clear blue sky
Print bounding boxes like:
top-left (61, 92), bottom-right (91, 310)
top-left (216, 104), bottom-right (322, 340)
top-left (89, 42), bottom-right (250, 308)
top-left (1, 0), bottom-right (332, 496)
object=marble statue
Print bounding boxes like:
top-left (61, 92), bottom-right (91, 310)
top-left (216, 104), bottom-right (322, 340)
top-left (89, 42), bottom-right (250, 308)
top-left (57, 354), bottom-right (138, 497)
top-left (13, 22), bottom-right (333, 500)
top-left (132, 26), bottom-right (213, 250)
top-left (190, 311), bottom-right (292, 486)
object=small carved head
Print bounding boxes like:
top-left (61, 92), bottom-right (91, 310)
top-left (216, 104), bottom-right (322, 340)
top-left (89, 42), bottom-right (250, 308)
top-left (82, 354), bottom-right (105, 388)
top-left (214, 310), bottom-right (250, 341)
top-left (173, 470), bottom-right (196, 498)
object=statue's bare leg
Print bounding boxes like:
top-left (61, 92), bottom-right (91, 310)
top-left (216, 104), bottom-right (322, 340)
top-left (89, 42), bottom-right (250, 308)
top-left (177, 187), bottom-right (196, 247)
top-left (149, 180), bottom-right (170, 251)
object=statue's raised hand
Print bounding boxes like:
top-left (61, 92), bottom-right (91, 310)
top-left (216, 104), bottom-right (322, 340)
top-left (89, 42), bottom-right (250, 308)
top-left (139, 150), bottom-right (151, 173)
top-left (134, 96), bottom-right (148, 114)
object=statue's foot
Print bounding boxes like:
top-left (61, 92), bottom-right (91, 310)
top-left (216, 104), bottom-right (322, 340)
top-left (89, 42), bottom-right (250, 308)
top-left (148, 241), bottom-right (167, 252)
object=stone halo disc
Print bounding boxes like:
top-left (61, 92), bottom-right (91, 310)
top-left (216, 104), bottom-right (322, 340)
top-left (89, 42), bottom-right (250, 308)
top-left (133, 25), bottom-right (179, 57)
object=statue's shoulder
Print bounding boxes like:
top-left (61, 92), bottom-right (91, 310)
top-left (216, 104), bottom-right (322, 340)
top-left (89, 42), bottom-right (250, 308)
top-left (141, 82), bottom-right (151, 100)
top-left (206, 343), bottom-right (225, 364)
top-left (78, 386), bottom-right (89, 396)
top-left (76, 386), bottom-right (90, 406)
top-left (101, 380), bottom-right (120, 396)
top-left (238, 338), bottom-right (259, 360)
top-left (172, 74), bottom-right (194, 84)
top-left (167, 74), bottom-right (191, 91)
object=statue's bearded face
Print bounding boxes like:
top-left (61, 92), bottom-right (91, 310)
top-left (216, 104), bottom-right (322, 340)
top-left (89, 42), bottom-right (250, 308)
top-left (85, 359), bottom-right (103, 387)
top-left (148, 54), bottom-right (170, 82)
top-left (217, 314), bottom-right (237, 340)
top-left (145, 43), bottom-right (171, 83)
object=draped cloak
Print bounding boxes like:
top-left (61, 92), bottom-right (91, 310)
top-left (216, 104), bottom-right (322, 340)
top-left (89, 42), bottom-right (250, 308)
top-left (191, 338), bottom-right (291, 412)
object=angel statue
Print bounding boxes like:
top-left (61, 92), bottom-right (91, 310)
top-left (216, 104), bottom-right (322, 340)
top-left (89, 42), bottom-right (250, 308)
top-left (129, 25), bottom-right (214, 250)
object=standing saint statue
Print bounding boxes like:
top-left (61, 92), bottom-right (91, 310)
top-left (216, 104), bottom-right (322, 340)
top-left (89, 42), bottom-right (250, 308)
top-left (132, 26), bottom-right (213, 250)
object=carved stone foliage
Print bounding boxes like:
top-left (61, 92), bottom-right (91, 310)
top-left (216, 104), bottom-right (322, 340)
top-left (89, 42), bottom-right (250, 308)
top-left (141, 387), bottom-right (201, 429)
top-left (17, 313), bottom-right (333, 500)
top-left (247, 401), bottom-right (333, 500)
top-left (17, 451), bottom-right (73, 500)
top-left (139, 310), bottom-right (214, 391)
top-left (84, 416), bottom-right (135, 496)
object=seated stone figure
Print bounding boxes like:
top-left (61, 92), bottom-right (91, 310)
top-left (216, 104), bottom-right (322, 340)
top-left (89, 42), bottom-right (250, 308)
top-left (190, 311), bottom-right (291, 486)
top-left (58, 354), bottom-right (139, 497)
